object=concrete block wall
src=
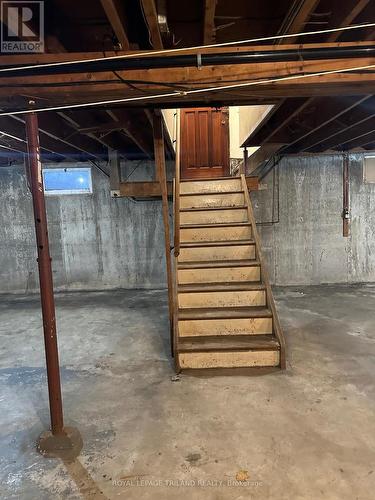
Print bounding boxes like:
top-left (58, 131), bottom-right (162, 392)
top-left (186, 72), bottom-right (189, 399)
top-left (252, 154), bottom-right (375, 285)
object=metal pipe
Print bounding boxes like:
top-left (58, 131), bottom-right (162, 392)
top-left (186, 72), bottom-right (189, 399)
top-left (242, 147), bottom-right (248, 175)
top-left (25, 110), bottom-right (64, 436)
top-left (343, 152), bottom-right (350, 237)
top-left (1, 45), bottom-right (374, 78)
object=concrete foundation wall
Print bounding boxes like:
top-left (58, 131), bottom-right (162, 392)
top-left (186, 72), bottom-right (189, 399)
top-left (1, 153), bottom-right (375, 293)
top-left (0, 161), bottom-right (173, 293)
top-left (252, 154), bottom-right (375, 285)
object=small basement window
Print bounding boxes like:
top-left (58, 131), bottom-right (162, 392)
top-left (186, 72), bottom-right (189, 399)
top-left (43, 167), bottom-right (93, 195)
top-left (363, 155), bottom-right (375, 183)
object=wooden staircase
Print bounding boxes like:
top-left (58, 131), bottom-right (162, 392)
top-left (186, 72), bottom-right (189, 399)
top-left (172, 174), bottom-right (286, 372)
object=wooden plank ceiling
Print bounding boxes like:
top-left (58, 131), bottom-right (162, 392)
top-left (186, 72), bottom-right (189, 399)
top-left (242, 0), bottom-right (375, 157)
top-left (0, 0), bottom-right (373, 165)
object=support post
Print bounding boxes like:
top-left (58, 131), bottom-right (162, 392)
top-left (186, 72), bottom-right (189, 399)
top-left (342, 152), bottom-right (350, 237)
top-left (242, 147), bottom-right (248, 175)
top-left (109, 148), bottom-right (121, 197)
top-left (153, 113), bottom-right (174, 353)
top-left (25, 109), bottom-right (82, 460)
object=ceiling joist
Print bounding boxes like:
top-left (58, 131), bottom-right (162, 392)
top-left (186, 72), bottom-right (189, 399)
top-left (203, 0), bottom-right (217, 45)
top-left (100, 0), bottom-right (131, 50)
top-left (277, 0), bottom-right (320, 44)
top-left (283, 96), bottom-right (374, 153)
top-left (140, 0), bottom-right (163, 49)
top-left (326, 0), bottom-right (371, 43)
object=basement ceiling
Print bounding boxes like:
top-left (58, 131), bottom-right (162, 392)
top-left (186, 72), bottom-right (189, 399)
top-left (0, 0), bottom-right (373, 165)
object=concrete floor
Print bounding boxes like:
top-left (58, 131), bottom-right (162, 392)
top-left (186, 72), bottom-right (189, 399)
top-left (0, 286), bottom-right (374, 500)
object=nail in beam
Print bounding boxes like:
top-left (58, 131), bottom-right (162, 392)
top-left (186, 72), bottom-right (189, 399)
top-left (25, 109), bottom-right (82, 460)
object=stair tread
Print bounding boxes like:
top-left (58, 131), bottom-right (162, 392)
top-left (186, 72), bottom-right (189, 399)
top-left (178, 282), bottom-right (265, 293)
top-left (180, 205), bottom-right (247, 212)
top-left (178, 335), bottom-right (279, 352)
top-left (178, 260), bottom-right (259, 270)
top-left (180, 239), bottom-right (254, 248)
top-left (178, 259), bottom-right (260, 269)
top-left (181, 222), bottom-right (252, 229)
top-left (179, 306), bottom-right (272, 320)
top-left (180, 176), bottom-right (240, 182)
top-left (180, 190), bottom-right (243, 196)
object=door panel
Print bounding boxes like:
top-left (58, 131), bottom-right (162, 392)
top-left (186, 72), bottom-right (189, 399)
top-left (180, 107), bottom-right (229, 179)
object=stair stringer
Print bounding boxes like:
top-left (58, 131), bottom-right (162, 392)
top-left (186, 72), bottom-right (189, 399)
top-left (240, 174), bottom-right (286, 369)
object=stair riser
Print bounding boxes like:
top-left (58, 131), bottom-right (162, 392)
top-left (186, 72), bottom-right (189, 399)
top-left (179, 317), bottom-right (273, 336)
top-left (180, 208), bottom-right (248, 225)
top-left (178, 350), bottom-right (280, 369)
top-left (180, 225), bottom-right (252, 242)
top-left (178, 245), bottom-right (255, 262)
top-left (178, 266), bottom-right (260, 284)
top-left (180, 178), bottom-right (242, 194)
top-left (178, 290), bottom-right (266, 308)
top-left (180, 193), bottom-right (245, 209)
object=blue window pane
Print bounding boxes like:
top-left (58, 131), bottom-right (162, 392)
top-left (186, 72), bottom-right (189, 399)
top-left (43, 168), bottom-right (92, 194)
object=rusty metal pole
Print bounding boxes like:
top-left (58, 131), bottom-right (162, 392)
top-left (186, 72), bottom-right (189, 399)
top-left (25, 107), bottom-right (83, 461)
top-left (25, 108), bottom-right (82, 460)
top-left (25, 110), bottom-right (65, 436)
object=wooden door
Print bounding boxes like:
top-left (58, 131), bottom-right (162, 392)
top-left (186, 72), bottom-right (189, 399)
top-left (180, 107), bottom-right (229, 179)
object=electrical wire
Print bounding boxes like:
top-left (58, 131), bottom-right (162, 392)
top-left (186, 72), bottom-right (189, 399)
top-left (0, 22), bottom-right (373, 75)
top-left (1, 62), bottom-right (374, 117)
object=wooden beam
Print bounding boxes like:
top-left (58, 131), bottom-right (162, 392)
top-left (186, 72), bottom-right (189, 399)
top-left (358, 138), bottom-right (375, 150)
top-left (0, 134), bottom-right (27, 154)
top-left (246, 176), bottom-right (259, 191)
top-left (140, 0), bottom-right (163, 49)
top-left (106, 110), bottom-right (152, 157)
top-left (1, 76), bottom-right (373, 110)
top-left (79, 108), bottom-right (164, 159)
top-left (58, 110), bottom-right (126, 153)
top-left (1, 64), bottom-right (374, 108)
top-left (153, 113), bottom-right (173, 350)
top-left (45, 35), bottom-right (66, 54)
top-left (0, 115), bottom-right (85, 159)
top-left (109, 148), bottom-right (121, 195)
top-left (244, 98), bottom-right (313, 146)
top-left (340, 132), bottom-right (375, 150)
top-left (154, 108), bottom-right (175, 159)
top-left (247, 144), bottom-right (285, 174)
top-left (0, 133), bottom-right (62, 162)
top-left (311, 115), bottom-right (375, 152)
top-left (14, 113), bottom-right (107, 159)
top-left (116, 177), bottom-right (258, 197)
top-left (117, 180), bottom-right (172, 197)
top-left (281, 95), bottom-right (372, 153)
top-left (78, 121), bottom-right (127, 134)
top-left (203, 0), bottom-right (217, 45)
top-left (100, 0), bottom-right (130, 50)
top-left (278, 0), bottom-right (320, 44)
top-left (0, 42), bottom-right (374, 108)
top-left (327, 0), bottom-right (371, 42)
top-left (297, 96), bottom-right (375, 152)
